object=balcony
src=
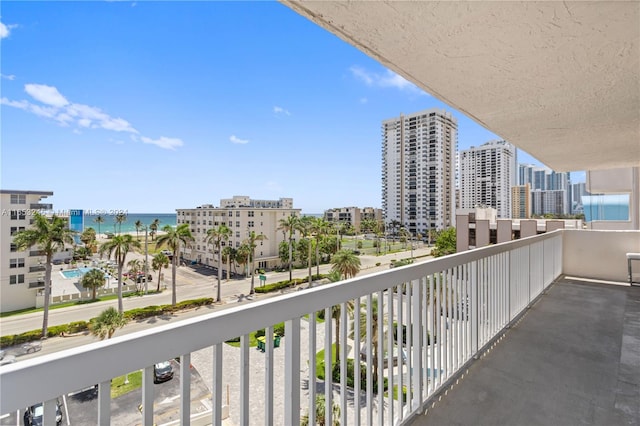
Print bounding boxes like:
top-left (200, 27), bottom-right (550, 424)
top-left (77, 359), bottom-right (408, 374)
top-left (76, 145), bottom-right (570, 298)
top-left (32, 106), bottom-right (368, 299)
top-left (29, 203), bottom-right (53, 210)
top-left (28, 281), bottom-right (45, 289)
top-left (29, 250), bottom-right (45, 257)
top-left (1, 230), bottom-right (638, 425)
top-left (28, 265), bottom-right (46, 273)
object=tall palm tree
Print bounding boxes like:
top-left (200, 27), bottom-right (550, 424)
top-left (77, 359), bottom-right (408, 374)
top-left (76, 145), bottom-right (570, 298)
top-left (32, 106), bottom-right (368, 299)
top-left (149, 218), bottom-right (161, 241)
top-left (278, 215), bottom-right (299, 282)
top-left (115, 213), bottom-right (127, 234)
top-left (205, 224), bottom-right (231, 302)
top-left (127, 258), bottom-right (143, 291)
top-left (222, 246), bottom-right (236, 281)
top-left (152, 252), bottom-right (169, 292)
top-left (94, 215), bottom-right (105, 237)
top-left (100, 234), bottom-right (141, 313)
top-left (13, 213), bottom-right (75, 337)
top-left (156, 224), bottom-right (194, 306)
top-left (81, 268), bottom-right (106, 300)
top-left (134, 220), bottom-right (143, 241)
top-left (330, 249), bottom-right (361, 280)
top-left (297, 216), bottom-right (315, 287)
top-left (235, 243), bottom-right (250, 279)
top-left (351, 296), bottom-right (387, 385)
top-left (312, 217), bottom-right (330, 276)
top-left (246, 230), bottom-right (267, 294)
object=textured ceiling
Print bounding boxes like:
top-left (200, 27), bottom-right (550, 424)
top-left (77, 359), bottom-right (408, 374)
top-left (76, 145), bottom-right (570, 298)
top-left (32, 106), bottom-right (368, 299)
top-left (282, 1), bottom-right (640, 171)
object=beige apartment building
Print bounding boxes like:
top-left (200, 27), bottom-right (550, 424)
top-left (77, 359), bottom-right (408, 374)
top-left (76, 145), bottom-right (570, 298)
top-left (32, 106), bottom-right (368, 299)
top-left (0, 190), bottom-right (53, 312)
top-left (323, 206), bottom-right (383, 232)
top-left (176, 196), bottom-right (301, 275)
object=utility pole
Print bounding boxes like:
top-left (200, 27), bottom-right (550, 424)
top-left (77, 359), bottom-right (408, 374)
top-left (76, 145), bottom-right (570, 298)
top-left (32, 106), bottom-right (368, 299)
top-left (144, 226), bottom-right (149, 294)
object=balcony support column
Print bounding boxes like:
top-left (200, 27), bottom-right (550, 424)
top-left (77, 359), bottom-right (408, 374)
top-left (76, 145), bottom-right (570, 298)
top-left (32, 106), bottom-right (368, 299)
top-left (142, 365), bottom-right (154, 426)
top-left (97, 380), bottom-right (111, 425)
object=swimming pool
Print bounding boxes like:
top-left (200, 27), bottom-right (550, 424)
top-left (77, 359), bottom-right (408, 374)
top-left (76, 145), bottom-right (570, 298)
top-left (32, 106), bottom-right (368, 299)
top-left (60, 267), bottom-right (109, 279)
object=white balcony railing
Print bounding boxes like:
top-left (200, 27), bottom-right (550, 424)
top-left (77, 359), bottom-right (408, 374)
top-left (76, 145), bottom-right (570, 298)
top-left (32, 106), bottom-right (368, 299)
top-left (1, 231), bottom-right (567, 425)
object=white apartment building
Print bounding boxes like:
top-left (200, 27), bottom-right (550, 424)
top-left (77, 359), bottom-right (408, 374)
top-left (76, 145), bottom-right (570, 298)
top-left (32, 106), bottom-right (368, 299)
top-left (519, 163), bottom-right (572, 216)
top-left (176, 196), bottom-right (301, 274)
top-left (0, 190), bottom-right (53, 312)
top-left (323, 206), bottom-right (383, 232)
top-left (381, 108), bottom-right (457, 236)
top-left (459, 140), bottom-right (517, 218)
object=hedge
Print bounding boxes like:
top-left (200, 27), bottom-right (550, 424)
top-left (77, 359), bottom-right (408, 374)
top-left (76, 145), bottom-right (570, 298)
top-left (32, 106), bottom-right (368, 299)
top-left (254, 274), bottom-right (326, 294)
top-left (0, 297), bottom-right (215, 348)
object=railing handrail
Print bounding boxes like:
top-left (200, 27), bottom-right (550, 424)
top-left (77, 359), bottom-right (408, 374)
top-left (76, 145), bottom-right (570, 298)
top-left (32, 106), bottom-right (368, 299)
top-left (0, 230), bottom-right (563, 415)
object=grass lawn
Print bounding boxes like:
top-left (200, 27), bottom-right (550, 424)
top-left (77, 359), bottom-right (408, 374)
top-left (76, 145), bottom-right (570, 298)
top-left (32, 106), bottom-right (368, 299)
top-left (111, 370), bottom-right (142, 399)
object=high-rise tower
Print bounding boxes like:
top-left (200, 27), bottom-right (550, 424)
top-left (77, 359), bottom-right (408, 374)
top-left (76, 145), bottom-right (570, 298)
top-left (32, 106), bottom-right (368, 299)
top-left (381, 108), bottom-right (457, 236)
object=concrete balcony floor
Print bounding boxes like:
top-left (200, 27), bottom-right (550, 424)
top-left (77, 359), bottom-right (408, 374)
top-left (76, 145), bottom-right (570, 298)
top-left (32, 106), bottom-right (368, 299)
top-left (413, 278), bottom-right (640, 426)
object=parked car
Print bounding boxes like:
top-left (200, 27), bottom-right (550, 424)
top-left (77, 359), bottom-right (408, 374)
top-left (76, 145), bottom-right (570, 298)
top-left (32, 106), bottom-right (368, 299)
top-left (0, 350), bottom-right (16, 366)
top-left (23, 400), bottom-right (63, 426)
top-left (153, 361), bottom-right (174, 383)
top-left (22, 341), bottom-right (42, 354)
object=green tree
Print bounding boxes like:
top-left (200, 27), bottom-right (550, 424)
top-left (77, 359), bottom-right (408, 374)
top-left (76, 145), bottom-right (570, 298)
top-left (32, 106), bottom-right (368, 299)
top-left (94, 215), bottom-right (105, 237)
top-left (278, 215), bottom-right (299, 282)
top-left (127, 258), bottom-right (143, 292)
top-left (135, 220), bottom-right (143, 241)
top-left (152, 252), bottom-right (170, 292)
top-left (297, 216), bottom-right (315, 288)
top-left (351, 296), bottom-right (387, 384)
top-left (156, 224), bottom-right (194, 306)
top-left (100, 234), bottom-right (141, 313)
top-left (235, 244), bottom-right (250, 279)
top-left (149, 218), bottom-right (161, 241)
top-left (312, 217), bottom-right (330, 276)
top-left (13, 213), bottom-right (75, 338)
top-left (206, 224), bottom-right (231, 302)
top-left (330, 249), bottom-right (361, 280)
top-left (115, 213), bottom-right (127, 234)
top-left (80, 227), bottom-right (96, 245)
top-left (432, 227), bottom-right (456, 257)
top-left (301, 394), bottom-right (340, 426)
top-left (81, 268), bottom-right (106, 300)
top-left (222, 246), bottom-right (236, 281)
top-left (90, 307), bottom-right (127, 340)
top-left (246, 231), bottom-right (267, 294)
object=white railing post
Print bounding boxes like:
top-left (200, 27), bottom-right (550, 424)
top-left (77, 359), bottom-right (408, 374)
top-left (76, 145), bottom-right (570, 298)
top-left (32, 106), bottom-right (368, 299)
top-left (411, 279), bottom-right (422, 411)
top-left (308, 314), bottom-right (316, 426)
top-left (240, 334), bottom-right (250, 425)
top-left (212, 343), bottom-right (223, 426)
top-left (353, 299), bottom-right (361, 426)
top-left (324, 307), bottom-right (333, 426)
top-left (98, 380), bottom-right (110, 425)
top-left (180, 353), bottom-right (191, 426)
top-left (471, 261), bottom-right (479, 357)
top-left (340, 303), bottom-right (348, 426)
top-left (142, 365), bottom-right (154, 426)
top-left (285, 318), bottom-right (301, 426)
top-left (265, 326), bottom-right (274, 426)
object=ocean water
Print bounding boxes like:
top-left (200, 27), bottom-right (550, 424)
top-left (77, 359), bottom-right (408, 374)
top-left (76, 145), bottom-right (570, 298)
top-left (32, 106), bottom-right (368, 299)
top-left (83, 213), bottom-right (177, 234)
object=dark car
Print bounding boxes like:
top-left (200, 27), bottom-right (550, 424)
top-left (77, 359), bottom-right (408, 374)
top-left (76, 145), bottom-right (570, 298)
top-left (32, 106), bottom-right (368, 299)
top-left (153, 361), bottom-right (173, 383)
top-left (23, 401), bottom-right (63, 426)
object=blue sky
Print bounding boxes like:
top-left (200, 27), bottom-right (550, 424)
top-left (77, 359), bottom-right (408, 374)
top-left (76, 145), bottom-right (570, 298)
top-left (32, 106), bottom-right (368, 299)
top-left (1, 1), bottom-right (580, 214)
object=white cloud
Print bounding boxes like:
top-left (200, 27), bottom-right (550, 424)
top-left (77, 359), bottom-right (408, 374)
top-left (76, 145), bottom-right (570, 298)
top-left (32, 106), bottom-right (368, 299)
top-left (359, 97), bottom-right (368, 104)
top-left (3, 83), bottom-right (184, 150)
top-left (273, 106), bottom-right (291, 116)
top-left (349, 66), bottom-right (426, 95)
top-left (25, 84), bottom-right (69, 107)
top-left (1, 73), bottom-right (15, 80)
top-left (230, 135), bottom-right (249, 144)
top-left (140, 136), bottom-right (183, 150)
top-left (0, 22), bottom-right (10, 39)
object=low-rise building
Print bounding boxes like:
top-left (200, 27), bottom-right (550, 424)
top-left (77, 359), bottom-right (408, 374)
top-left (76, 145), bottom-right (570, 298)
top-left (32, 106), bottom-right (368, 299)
top-left (323, 206), bottom-right (382, 232)
top-left (176, 196), bottom-right (301, 275)
top-left (0, 190), bottom-right (53, 312)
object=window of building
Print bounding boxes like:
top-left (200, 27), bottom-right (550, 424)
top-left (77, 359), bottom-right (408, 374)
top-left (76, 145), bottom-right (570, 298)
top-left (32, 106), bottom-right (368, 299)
top-left (9, 274), bottom-right (25, 285)
top-left (228, 221), bottom-right (233, 227)
top-left (236, 231), bottom-right (240, 238)
top-left (248, 221), bottom-right (254, 228)
top-left (10, 194), bottom-right (26, 204)
top-left (236, 211), bottom-right (240, 217)
top-left (10, 243), bottom-right (17, 252)
top-left (248, 211), bottom-right (254, 217)
top-left (236, 221), bottom-right (240, 227)
top-left (10, 258), bottom-right (25, 268)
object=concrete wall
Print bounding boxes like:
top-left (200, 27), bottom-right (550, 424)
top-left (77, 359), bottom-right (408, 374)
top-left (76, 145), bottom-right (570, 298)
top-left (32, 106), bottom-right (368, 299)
top-left (563, 230), bottom-right (640, 282)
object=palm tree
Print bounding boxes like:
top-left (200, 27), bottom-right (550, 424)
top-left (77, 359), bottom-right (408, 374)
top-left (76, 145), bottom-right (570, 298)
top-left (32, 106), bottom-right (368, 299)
top-left (222, 246), bottom-right (236, 281)
top-left (278, 215), bottom-right (299, 282)
top-left (100, 234), bottom-right (141, 313)
top-left (134, 220), bottom-right (143, 241)
top-left (301, 394), bottom-right (340, 426)
top-left (156, 224), bottom-right (194, 306)
top-left (149, 218), bottom-right (161, 241)
top-left (297, 216), bottom-right (315, 287)
top-left (115, 213), bottom-right (127, 234)
top-left (352, 296), bottom-right (387, 386)
top-left (235, 244), bottom-right (251, 280)
top-left (81, 268), bottom-right (106, 300)
top-left (312, 217), bottom-right (330, 276)
top-left (152, 252), bottom-right (170, 292)
top-left (127, 258), bottom-right (143, 292)
top-left (90, 307), bottom-right (127, 340)
top-left (330, 249), bottom-right (361, 280)
top-left (94, 215), bottom-right (105, 237)
top-left (205, 224), bottom-right (231, 302)
top-left (13, 213), bottom-right (75, 338)
top-left (246, 230), bottom-right (267, 294)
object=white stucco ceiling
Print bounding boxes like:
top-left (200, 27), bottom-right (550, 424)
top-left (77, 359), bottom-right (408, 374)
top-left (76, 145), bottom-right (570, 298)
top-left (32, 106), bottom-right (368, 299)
top-left (282, 1), bottom-right (640, 172)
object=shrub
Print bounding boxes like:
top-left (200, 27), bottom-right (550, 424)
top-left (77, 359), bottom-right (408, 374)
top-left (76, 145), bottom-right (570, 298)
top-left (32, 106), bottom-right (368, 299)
top-left (375, 262), bottom-right (381, 267)
top-left (357, 241), bottom-right (363, 249)
top-left (317, 358), bottom-right (387, 393)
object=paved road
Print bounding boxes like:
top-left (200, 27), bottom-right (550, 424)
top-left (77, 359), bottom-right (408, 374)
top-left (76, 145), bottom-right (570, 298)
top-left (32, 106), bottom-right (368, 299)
top-left (0, 246), bottom-right (432, 338)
